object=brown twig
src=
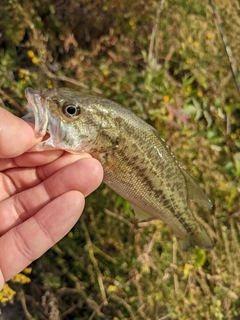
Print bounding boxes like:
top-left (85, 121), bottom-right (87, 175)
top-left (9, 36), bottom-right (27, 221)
top-left (148, 0), bottom-right (165, 63)
top-left (210, 0), bottom-right (240, 96)
top-left (172, 236), bottom-right (179, 294)
top-left (81, 219), bottom-right (108, 306)
top-left (104, 208), bottom-right (135, 229)
top-left (20, 293), bottom-right (34, 320)
top-left (0, 88), bottom-right (25, 114)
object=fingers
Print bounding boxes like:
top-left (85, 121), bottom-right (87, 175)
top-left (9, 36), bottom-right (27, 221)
top-left (0, 153), bottom-right (93, 201)
top-left (40, 157), bottom-right (103, 197)
top-left (0, 108), bottom-right (42, 158)
top-left (0, 158), bottom-right (103, 234)
top-left (0, 190), bottom-right (84, 286)
top-left (0, 150), bottom-right (65, 171)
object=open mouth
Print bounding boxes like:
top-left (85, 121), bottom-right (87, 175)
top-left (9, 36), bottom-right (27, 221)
top-left (22, 87), bottom-right (62, 151)
top-left (23, 87), bottom-right (49, 138)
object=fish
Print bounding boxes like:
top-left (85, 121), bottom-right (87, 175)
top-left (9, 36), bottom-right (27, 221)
top-left (22, 87), bottom-right (214, 251)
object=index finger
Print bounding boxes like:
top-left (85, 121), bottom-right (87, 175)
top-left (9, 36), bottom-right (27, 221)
top-left (0, 108), bottom-right (42, 158)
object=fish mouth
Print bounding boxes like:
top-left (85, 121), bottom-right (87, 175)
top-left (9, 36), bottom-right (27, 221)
top-left (23, 87), bottom-right (61, 150)
top-left (23, 87), bottom-right (49, 138)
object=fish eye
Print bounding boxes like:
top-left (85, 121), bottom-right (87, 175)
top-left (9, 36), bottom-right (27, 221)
top-left (63, 103), bottom-right (81, 118)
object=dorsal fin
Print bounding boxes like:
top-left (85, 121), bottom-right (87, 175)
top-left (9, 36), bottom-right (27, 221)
top-left (181, 169), bottom-right (212, 209)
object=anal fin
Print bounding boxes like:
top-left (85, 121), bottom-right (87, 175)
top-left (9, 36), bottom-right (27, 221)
top-left (178, 226), bottom-right (214, 251)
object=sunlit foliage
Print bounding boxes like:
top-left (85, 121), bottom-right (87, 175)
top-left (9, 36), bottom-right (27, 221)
top-left (0, 0), bottom-right (239, 319)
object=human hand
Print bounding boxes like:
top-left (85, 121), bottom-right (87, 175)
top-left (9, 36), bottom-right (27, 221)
top-left (0, 108), bottom-right (103, 290)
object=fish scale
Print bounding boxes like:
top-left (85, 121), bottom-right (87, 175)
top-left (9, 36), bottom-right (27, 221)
top-left (22, 87), bottom-right (214, 251)
top-left (98, 119), bottom-right (191, 234)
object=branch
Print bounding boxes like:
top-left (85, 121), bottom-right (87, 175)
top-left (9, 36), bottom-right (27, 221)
top-left (210, 0), bottom-right (240, 96)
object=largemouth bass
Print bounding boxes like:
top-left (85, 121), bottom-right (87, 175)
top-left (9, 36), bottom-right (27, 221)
top-left (22, 87), bottom-right (214, 251)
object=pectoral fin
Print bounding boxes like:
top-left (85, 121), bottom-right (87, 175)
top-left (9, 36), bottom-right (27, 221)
top-left (131, 204), bottom-right (152, 221)
top-left (182, 169), bottom-right (212, 209)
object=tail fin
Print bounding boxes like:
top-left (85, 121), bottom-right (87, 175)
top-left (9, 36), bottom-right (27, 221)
top-left (178, 227), bottom-right (214, 251)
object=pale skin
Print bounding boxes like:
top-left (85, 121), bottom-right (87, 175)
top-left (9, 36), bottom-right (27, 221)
top-left (0, 108), bottom-right (103, 290)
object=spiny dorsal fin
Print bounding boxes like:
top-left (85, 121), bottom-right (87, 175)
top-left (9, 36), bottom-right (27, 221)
top-left (181, 169), bottom-right (212, 209)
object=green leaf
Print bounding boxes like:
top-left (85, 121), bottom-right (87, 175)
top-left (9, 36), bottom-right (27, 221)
top-left (233, 153), bottom-right (240, 177)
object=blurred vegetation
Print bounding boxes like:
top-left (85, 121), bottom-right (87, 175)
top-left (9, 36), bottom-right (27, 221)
top-left (0, 0), bottom-right (240, 319)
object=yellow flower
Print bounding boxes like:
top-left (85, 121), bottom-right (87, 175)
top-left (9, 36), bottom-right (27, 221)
top-left (183, 263), bottom-right (193, 277)
top-left (163, 95), bottom-right (169, 102)
top-left (129, 20), bottom-right (136, 30)
top-left (23, 267), bottom-right (32, 274)
top-left (68, 231), bottom-right (73, 238)
top-left (11, 273), bottom-right (31, 284)
top-left (18, 70), bottom-right (24, 78)
top-left (107, 285), bottom-right (117, 293)
top-left (197, 90), bottom-right (203, 97)
top-left (207, 33), bottom-right (212, 39)
top-left (129, 296), bottom-right (136, 303)
top-left (0, 284), bottom-right (16, 303)
top-left (27, 50), bottom-right (35, 58)
top-left (216, 299), bottom-right (221, 307)
top-left (31, 57), bottom-right (38, 64)
top-left (47, 79), bottom-right (53, 88)
top-left (102, 69), bottom-right (109, 77)
top-left (193, 41), bottom-right (199, 48)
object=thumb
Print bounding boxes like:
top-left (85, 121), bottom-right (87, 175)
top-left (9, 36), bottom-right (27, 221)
top-left (0, 108), bottom-right (42, 158)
